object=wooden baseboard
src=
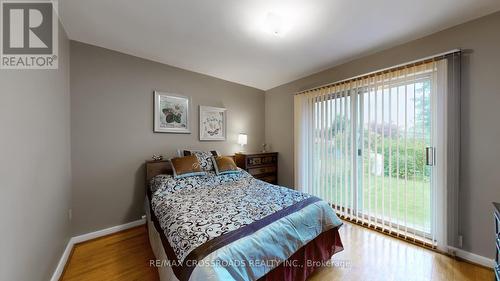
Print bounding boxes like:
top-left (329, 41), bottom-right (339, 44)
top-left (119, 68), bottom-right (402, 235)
top-left (50, 239), bottom-right (74, 281)
top-left (51, 216), bottom-right (494, 280)
top-left (50, 218), bottom-right (146, 281)
top-left (71, 218), bottom-right (146, 245)
top-left (341, 219), bottom-right (494, 269)
top-left (448, 246), bottom-right (495, 269)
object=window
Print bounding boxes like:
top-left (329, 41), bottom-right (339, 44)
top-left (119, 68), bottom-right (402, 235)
top-left (294, 55), bottom-right (460, 250)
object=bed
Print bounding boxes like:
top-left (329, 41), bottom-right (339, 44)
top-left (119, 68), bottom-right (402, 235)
top-left (145, 158), bottom-right (343, 281)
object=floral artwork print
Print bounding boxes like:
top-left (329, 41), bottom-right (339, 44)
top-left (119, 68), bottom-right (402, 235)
top-left (154, 92), bottom-right (190, 133)
top-left (202, 112), bottom-right (222, 135)
top-left (162, 103), bottom-right (184, 125)
top-left (160, 97), bottom-right (186, 128)
top-left (199, 106), bottom-right (226, 140)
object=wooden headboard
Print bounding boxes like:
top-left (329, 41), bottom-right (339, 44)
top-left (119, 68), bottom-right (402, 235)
top-left (145, 160), bottom-right (173, 184)
top-left (145, 155), bottom-right (236, 187)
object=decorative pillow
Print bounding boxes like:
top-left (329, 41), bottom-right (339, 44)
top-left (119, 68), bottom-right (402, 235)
top-left (170, 155), bottom-right (205, 179)
top-left (182, 150), bottom-right (220, 171)
top-left (212, 156), bottom-right (239, 175)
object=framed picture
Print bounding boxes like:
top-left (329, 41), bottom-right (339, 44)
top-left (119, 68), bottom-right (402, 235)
top-left (154, 91), bottom-right (190, 133)
top-left (199, 106), bottom-right (226, 141)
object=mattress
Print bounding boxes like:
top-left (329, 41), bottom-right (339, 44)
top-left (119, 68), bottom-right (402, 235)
top-left (147, 169), bottom-right (342, 281)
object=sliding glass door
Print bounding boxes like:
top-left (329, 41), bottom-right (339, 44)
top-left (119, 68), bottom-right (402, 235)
top-left (357, 72), bottom-right (433, 238)
top-left (296, 55), bottom-right (460, 248)
top-left (310, 63), bottom-right (437, 242)
top-left (314, 91), bottom-right (354, 217)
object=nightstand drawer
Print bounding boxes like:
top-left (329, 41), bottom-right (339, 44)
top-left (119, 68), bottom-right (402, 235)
top-left (247, 155), bottom-right (277, 167)
top-left (235, 152), bottom-right (278, 185)
top-left (248, 166), bottom-right (276, 176)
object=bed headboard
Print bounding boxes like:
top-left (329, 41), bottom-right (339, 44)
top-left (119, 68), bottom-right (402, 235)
top-left (145, 160), bottom-right (173, 184)
top-left (145, 155), bottom-right (236, 187)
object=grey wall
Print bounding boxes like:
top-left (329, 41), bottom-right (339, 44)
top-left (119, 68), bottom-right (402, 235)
top-left (265, 11), bottom-right (500, 259)
top-left (70, 41), bottom-right (265, 235)
top-left (0, 24), bottom-right (71, 281)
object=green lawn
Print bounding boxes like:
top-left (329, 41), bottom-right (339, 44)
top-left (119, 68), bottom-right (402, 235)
top-left (321, 174), bottom-right (431, 233)
top-left (314, 141), bottom-right (432, 234)
top-left (362, 175), bottom-right (430, 232)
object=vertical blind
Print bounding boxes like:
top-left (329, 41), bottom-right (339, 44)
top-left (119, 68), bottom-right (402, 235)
top-left (294, 54), bottom-right (460, 249)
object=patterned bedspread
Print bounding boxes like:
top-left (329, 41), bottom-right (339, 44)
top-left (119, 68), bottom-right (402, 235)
top-left (151, 170), bottom-right (311, 262)
top-left (149, 169), bottom-right (342, 281)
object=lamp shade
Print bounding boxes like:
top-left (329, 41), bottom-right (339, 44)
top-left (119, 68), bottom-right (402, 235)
top-left (238, 134), bottom-right (248, 145)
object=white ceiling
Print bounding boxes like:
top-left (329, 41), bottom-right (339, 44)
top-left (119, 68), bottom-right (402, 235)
top-left (60, 0), bottom-right (500, 90)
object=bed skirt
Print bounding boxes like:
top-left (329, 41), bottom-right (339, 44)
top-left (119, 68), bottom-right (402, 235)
top-left (257, 226), bottom-right (343, 281)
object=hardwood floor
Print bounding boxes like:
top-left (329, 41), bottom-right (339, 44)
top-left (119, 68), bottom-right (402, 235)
top-left (61, 226), bottom-right (159, 281)
top-left (308, 223), bottom-right (493, 281)
top-left (61, 222), bottom-right (493, 281)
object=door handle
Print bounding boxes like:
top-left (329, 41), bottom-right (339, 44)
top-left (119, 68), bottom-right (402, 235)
top-left (425, 147), bottom-right (435, 166)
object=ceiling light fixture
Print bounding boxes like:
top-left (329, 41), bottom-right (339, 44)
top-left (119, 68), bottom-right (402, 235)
top-left (242, 2), bottom-right (318, 41)
top-left (264, 12), bottom-right (289, 37)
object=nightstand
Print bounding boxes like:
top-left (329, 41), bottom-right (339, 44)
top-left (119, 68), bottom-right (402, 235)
top-left (235, 152), bottom-right (278, 185)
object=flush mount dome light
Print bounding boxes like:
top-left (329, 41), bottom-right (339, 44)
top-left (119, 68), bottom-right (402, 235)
top-left (243, 2), bottom-right (317, 41)
top-left (264, 12), bottom-right (289, 36)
